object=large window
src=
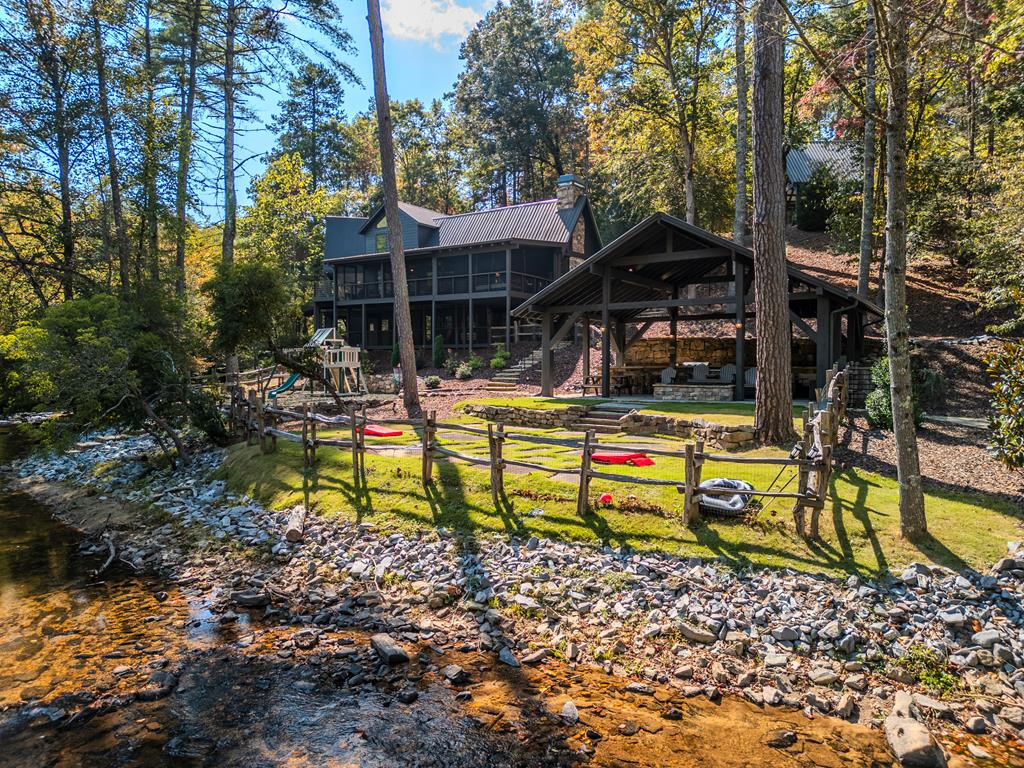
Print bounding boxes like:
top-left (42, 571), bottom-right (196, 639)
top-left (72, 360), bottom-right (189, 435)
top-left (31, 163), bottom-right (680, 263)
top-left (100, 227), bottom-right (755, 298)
top-left (472, 251), bottom-right (507, 292)
top-left (437, 255), bottom-right (469, 294)
top-left (510, 247), bottom-right (555, 294)
top-left (375, 233), bottom-right (387, 252)
top-left (339, 261), bottom-right (383, 299)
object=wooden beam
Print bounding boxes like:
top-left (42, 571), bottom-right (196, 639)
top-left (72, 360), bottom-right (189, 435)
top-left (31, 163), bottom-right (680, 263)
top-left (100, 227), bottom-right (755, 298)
top-left (624, 320), bottom-right (654, 352)
top-left (551, 311), bottom-right (581, 346)
top-left (734, 258), bottom-right (746, 401)
top-left (612, 247), bottom-right (731, 267)
top-left (591, 265), bottom-right (672, 293)
top-left (815, 296), bottom-right (829, 388)
top-left (789, 310), bottom-right (818, 342)
top-left (582, 320), bottom-right (591, 381)
top-left (546, 295), bottom-right (752, 314)
top-left (540, 312), bottom-right (553, 396)
top-left (601, 272), bottom-right (610, 398)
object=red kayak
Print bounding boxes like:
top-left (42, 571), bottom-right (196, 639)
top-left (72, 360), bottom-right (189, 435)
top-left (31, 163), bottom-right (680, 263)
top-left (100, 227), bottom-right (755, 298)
top-left (360, 425), bottom-right (403, 437)
top-left (590, 452), bottom-right (655, 467)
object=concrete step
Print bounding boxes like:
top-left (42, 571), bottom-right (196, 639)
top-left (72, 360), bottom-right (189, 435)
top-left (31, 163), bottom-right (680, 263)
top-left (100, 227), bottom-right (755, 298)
top-left (571, 422), bottom-right (620, 434)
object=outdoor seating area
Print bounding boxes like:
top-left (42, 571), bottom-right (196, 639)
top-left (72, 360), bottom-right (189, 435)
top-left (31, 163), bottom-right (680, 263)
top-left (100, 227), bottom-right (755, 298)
top-left (511, 214), bottom-right (881, 400)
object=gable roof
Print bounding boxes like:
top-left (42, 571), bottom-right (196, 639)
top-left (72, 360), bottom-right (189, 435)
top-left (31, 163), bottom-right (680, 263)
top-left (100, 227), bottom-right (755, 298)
top-left (513, 212), bottom-right (881, 322)
top-left (358, 201), bottom-right (444, 234)
top-left (787, 141), bottom-right (859, 184)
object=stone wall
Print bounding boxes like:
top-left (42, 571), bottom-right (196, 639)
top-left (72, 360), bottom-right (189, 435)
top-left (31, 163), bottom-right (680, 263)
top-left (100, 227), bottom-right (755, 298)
top-left (626, 337), bottom-right (817, 368)
top-left (365, 374), bottom-right (398, 394)
top-left (652, 383), bottom-right (733, 402)
top-left (462, 404), bottom-right (757, 451)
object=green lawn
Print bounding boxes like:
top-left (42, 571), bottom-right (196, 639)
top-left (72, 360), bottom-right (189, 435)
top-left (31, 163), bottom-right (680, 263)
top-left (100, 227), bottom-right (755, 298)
top-left (221, 430), bottom-right (1023, 577)
top-left (458, 397), bottom-right (805, 428)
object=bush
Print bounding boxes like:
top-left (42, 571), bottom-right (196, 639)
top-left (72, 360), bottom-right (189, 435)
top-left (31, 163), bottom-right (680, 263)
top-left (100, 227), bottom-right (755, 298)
top-left (454, 362), bottom-right (472, 380)
top-left (424, 374), bottom-right (441, 389)
top-left (187, 389), bottom-right (231, 446)
top-left (467, 354), bottom-right (484, 372)
top-left (988, 341), bottom-right (1024, 470)
top-left (490, 343), bottom-right (511, 370)
top-left (432, 335), bottom-right (446, 368)
top-left (865, 357), bottom-right (926, 429)
top-left (442, 355), bottom-right (460, 375)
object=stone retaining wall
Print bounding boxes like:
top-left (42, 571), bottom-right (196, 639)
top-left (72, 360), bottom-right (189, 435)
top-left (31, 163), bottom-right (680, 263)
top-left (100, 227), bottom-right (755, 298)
top-left (461, 404), bottom-right (757, 451)
top-left (365, 374), bottom-right (399, 394)
top-left (626, 337), bottom-right (818, 368)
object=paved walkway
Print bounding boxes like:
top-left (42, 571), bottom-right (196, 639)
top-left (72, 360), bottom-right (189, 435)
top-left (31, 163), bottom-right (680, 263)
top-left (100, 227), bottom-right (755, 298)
top-left (923, 414), bottom-right (988, 429)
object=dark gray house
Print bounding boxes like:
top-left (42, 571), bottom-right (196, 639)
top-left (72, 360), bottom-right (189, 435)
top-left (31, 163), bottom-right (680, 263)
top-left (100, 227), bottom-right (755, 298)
top-left (313, 175), bottom-right (602, 351)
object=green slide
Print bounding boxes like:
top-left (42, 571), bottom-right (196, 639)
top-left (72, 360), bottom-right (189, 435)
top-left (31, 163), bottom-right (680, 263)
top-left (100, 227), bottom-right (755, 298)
top-left (268, 372), bottom-right (301, 399)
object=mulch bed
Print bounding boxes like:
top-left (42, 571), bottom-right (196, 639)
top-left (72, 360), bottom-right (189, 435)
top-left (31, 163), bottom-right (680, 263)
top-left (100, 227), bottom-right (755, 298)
top-left (838, 415), bottom-right (1024, 503)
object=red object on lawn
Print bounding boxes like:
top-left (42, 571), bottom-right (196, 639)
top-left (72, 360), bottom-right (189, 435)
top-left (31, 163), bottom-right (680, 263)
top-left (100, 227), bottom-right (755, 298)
top-left (598, 492), bottom-right (614, 505)
top-left (361, 425), bottom-right (403, 437)
top-left (589, 452), bottom-right (655, 467)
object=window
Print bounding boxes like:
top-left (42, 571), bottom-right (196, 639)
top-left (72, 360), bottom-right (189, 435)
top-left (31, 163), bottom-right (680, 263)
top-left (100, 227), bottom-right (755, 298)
top-left (377, 216), bottom-right (387, 228)
top-left (437, 255), bottom-right (469, 294)
top-left (407, 257), bottom-right (433, 296)
top-left (472, 251), bottom-right (506, 292)
top-left (375, 233), bottom-right (387, 252)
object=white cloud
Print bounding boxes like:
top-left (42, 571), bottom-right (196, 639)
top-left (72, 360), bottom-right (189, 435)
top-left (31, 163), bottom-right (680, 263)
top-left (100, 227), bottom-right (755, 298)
top-left (381, 0), bottom-right (485, 48)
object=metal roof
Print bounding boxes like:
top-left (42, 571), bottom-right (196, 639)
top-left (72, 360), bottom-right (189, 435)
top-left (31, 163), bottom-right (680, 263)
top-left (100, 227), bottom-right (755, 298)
top-left (787, 141), bottom-right (860, 184)
top-left (434, 198), bottom-right (582, 249)
top-left (513, 213), bottom-right (882, 322)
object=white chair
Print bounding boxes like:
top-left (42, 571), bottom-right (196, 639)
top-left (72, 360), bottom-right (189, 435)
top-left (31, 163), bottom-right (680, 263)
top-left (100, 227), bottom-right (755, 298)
top-left (691, 363), bottom-right (709, 382)
top-left (719, 363), bottom-right (736, 383)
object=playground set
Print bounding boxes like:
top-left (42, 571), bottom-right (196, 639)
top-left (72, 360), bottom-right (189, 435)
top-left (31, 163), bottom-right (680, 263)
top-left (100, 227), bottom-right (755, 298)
top-left (267, 328), bottom-right (367, 402)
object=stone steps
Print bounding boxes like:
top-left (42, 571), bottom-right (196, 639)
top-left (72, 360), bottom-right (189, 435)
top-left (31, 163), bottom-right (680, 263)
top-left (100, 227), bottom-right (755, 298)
top-left (572, 420), bottom-right (621, 434)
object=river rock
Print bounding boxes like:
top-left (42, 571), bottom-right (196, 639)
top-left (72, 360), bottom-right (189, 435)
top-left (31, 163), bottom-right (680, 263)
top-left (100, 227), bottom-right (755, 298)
top-left (370, 633), bottom-right (409, 665)
top-left (884, 692), bottom-right (947, 767)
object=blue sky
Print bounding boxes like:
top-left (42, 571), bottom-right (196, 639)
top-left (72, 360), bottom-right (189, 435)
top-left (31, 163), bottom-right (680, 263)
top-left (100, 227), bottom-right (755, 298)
top-left (225, 0), bottom-right (494, 210)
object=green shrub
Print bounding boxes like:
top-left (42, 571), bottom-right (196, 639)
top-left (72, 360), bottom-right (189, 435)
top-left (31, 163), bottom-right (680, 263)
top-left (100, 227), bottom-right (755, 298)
top-left (895, 645), bottom-right (962, 697)
top-left (467, 354), bottom-right (484, 372)
top-left (187, 389), bottom-right (231, 446)
top-left (455, 362), bottom-right (472, 380)
top-left (424, 374), bottom-right (442, 389)
top-left (988, 341), bottom-right (1024, 470)
top-left (490, 343), bottom-right (511, 370)
top-left (432, 335), bottom-right (446, 368)
top-left (865, 357), bottom-right (926, 429)
top-left (442, 355), bottom-right (460, 375)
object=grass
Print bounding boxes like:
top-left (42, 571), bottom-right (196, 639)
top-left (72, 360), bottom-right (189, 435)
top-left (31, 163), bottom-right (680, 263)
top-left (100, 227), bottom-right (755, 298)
top-left (220, 429), bottom-right (1024, 578)
top-left (458, 396), bottom-right (805, 428)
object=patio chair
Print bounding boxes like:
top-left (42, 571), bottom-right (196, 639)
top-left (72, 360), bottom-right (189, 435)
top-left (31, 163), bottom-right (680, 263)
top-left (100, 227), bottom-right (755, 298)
top-left (744, 367), bottom-right (757, 388)
top-left (690, 363), bottom-right (709, 383)
top-left (719, 363), bottom-right (736, 383)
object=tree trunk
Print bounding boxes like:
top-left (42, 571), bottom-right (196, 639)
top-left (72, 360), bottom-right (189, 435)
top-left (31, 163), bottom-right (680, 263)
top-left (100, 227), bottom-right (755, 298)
top-left (174, 0), bottom-right (201, 298)
top-left (751, 0), bottom-right (795, 445)
top-left (223, 0), bottom-right (238, 376)
top-left (733, 0), bottom-right (748, 244)
top-left (857, 0), bottom-right (876, 298)
top-left (367, 0), bottom-right (420, 413)
top-left (143, 0), bottom-right (159, 285)
top-left (91, 8), bottom-right (130, 294)
top-left (882, 0), bottom-right (926, 537)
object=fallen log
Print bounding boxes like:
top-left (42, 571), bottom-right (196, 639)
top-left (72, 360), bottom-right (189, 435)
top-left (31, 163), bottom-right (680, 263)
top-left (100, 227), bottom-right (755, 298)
top-left (90, 534), bottom-right (116, 578)
top-left (285, 504), bottom-right (307, 543)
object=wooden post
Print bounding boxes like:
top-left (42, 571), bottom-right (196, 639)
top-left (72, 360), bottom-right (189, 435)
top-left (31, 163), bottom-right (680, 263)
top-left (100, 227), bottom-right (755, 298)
top-left (808, 444), bottom-right (832, 539)
top-left (255, 396), bottom-right (268, 453)
top-left (495, 423), bottom-right (505, 501)
top-left (601, 272), bottom-right (611, 398)
top-left (488, 424), bottom-right (499, 509)
top-left (576, 430), bottom-right (593, 516)
top-left (687, 439), bottom-right (705, 524)
top-left (421, 410), bottom-right (434, 486)
top-left (246, 391), bottom-right (256, 446)
top-left (349, 405), bottom-right (360, 485)
top-left (309, 401), bottom-right (317, 465)
top-left (302, 405), bottom-right (310, 467)
top-left (540, 312), bottom-right (553, 397)
top-left (733, 257), bottom-right (746, 401)
top-left (268, 407), bottom-right (277, 453)
top-left (793, 407), bottom-right (811, 535)
top-left (359, 404), bottom-right (368, 479)
top-left (582, 320), bottom-right (591, 384)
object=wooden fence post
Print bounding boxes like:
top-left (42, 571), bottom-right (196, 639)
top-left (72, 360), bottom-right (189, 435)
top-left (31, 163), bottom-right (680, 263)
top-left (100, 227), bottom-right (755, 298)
top-left (348, 405), bottom-right (360, 485)
top-left (495, 423), bottom-right (505, 501)
top-left (302, 405), bottom-right (310, 467)
top-left (309, 401), bottom-right (317, 466)
top-left (576, 430), bottom-right (593, 516)
top-left (359, 404), bottom-right (368, 479)
top-left (487, 424), bottom-right (501, 509)
top-left (683, 439), bottom-right (705, 525)
top-left (808, 444), bottom-right (832, 539)
top-left (421, 411), bottom-right (435, 486)
top-left (255, 396), bottom-right (268, 454)
top-left (268, 407), bottom-right (277, 453)
top-left (246, 391), bottom-right (256, 447)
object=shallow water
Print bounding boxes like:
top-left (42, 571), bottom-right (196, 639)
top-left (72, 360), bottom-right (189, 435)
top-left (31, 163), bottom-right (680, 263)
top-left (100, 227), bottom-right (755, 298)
top-left (0, 459), bottom-right (897, 767)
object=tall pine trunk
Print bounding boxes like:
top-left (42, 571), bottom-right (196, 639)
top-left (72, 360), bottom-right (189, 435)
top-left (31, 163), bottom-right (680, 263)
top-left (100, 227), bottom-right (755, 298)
top-left (857, 0), bottom-right (876, 298)
top-left (367, 0), bottom-right (419, 413)
top-left (733, 0), bottom-right (747, 244)
top-left (91, 8), bottom-right (130, 294)
top-left (143, 0), bottom-right (159, 285)
top-left (882, 0), bottom-right (926, 536)
top-left (223, 0), bottom-right (238, 376)
top-left (174, 0), bottom-right (200, 298)
top-left (751, 0), bottom-right (795, 445)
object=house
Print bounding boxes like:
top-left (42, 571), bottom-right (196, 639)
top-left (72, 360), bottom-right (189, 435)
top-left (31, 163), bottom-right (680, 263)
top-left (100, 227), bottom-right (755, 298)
top-left (313, 175), bottom-right (603, 353)
top-left (785, 141), bottom-right (860, 215)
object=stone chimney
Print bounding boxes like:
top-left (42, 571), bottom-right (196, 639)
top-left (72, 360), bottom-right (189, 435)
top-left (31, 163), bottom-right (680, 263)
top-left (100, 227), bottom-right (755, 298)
top-left (555, 174), bottom-right (585, 210)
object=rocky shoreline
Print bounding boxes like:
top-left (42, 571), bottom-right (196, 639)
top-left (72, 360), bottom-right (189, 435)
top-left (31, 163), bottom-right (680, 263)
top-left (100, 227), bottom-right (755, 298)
top-left (8, 431), bottom-right (1024, 765)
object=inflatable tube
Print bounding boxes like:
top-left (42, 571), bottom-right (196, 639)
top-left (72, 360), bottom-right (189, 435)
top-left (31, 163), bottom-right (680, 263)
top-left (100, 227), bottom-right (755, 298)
top-left (590, 452), bottom-right (655, 467)
top-left (361, 425), bottom-right (403, 437)
top-left (698, 477), bottom-right (754, 516)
